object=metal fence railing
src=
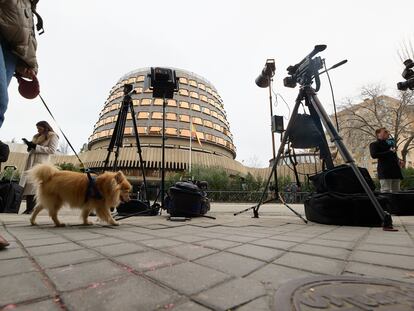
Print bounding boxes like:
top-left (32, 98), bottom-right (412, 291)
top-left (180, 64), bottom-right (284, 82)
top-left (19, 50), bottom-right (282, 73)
top-left (205, 191), bottom-right (310, 203)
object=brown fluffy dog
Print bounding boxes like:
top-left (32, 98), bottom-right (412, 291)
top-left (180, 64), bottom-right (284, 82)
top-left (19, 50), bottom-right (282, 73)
top-left (28, 164), bottom-right (132, 227)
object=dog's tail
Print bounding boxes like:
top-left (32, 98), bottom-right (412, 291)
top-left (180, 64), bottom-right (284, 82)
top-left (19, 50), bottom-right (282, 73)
top-left (28, 164), bottom-right (59, 185)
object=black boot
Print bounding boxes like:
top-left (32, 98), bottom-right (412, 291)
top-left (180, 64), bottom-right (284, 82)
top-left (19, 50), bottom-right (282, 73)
top-left (22, 195), bottom-right (36, 214)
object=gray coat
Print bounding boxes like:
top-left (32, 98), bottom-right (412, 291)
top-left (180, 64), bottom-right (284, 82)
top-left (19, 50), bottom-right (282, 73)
top-left (0, 0), bottom-right (39, 72)
top-left (19, 131), bottom-right (59, 195)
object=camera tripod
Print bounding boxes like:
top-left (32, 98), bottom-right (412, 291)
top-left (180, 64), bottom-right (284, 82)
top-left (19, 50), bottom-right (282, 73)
top-left (237, 85), bottom-right (393, 228)
top-left (236, 46), bottom-right (394, 229)
top-left (103, 84), bottom-right (158, 218)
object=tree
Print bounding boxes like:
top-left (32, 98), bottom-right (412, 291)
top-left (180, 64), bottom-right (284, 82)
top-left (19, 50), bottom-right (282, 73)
top-left (80, 143), bottom-right (89, 153)
top-left (337, 85), bottom-right (414, 166)
top-left (397, 37), bottom-right (414, 62)
top-left (58, 140), bottom-right (69, 154)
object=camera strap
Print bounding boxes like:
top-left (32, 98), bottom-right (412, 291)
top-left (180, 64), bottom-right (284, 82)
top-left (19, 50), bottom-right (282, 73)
top-left (38, 94), bottom-right (86, 169)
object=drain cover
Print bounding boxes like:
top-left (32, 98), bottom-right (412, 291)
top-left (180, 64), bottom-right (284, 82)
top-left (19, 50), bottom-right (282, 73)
top-left (274, 276), bottom-right (414, 310)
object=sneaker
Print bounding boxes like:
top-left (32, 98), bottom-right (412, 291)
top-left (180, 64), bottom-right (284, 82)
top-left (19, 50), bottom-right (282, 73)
top-left (0, 235), bottom-right (9, 249)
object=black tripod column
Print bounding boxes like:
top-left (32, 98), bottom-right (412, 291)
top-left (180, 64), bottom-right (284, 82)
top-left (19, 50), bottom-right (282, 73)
top-left (267, 78), bottom-right (278, 193)
top-left (160, 96), bottom-right (167, 208)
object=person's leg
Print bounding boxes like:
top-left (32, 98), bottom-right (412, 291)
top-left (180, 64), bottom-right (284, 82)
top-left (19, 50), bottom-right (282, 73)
top-left (23, 195), bottom-right (36, 214)
top-left (380, 179), bottom-right (392, 193)
top-left (0, 39), bottom-right (17, 128)
top-left (391, 179), bottom-right (401, 192)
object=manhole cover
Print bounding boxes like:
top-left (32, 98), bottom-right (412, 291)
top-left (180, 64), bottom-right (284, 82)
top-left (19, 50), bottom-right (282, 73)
top-left (274, 276), bottom-right (414, 310)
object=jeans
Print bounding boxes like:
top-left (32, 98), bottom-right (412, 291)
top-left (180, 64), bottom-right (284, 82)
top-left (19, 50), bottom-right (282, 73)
top-left (0, 39), bottom-right (17, 128)
top-left (379, 179), bottom-right (401, 193)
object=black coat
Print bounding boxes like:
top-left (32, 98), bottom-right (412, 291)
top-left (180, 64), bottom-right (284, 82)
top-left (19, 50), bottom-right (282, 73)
top-left (369, 139), bottom-right (403, 179)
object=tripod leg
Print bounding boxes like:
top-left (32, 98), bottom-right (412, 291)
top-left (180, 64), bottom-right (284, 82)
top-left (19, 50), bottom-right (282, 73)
top-left (113, 104), bottom-right (128, 171)
top-left (236, 91), bottom-right (305, 222)
top-left (129, 102), bottom-right (149, 201)
top-left (305, 88), bottom-right (393, 228)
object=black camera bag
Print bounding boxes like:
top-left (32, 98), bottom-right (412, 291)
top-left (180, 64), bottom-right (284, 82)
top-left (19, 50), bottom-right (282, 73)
top-left (165, 182), bottom-right (210, 217)
top-left (309, 165), bottom-right (375, 194)
top-left (304, 192), bottom-right (389, 226)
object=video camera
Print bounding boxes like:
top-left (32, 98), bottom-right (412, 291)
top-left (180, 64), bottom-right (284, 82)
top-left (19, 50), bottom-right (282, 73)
top-left (144, 67), bottom-right (179, 99)
top-left (283, 45), bottom-right (326, 91)
top-left (397, 59), bottom-right (414, 91)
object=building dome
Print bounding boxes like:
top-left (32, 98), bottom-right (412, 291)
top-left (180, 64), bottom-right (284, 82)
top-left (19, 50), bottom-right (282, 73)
top-left (88, 68), bottom-right (236, 159)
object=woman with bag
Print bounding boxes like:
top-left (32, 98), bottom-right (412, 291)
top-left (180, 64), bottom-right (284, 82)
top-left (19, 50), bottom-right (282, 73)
top-left (20, 120), bottom-right (58, 214)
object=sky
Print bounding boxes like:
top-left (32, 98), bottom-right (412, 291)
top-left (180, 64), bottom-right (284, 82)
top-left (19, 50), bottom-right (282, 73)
top-left (2, 0), bottom-right (414, 167)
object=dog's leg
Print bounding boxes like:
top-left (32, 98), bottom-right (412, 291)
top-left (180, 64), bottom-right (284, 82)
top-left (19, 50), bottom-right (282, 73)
top-left (96, 208), bottom-right (119, 226)
top-left (49, 207), bottom-right (65, 227)
top-left (81, 208), bottom-right (93, 226)
top-left (30, 204), bottom-right (44, 225)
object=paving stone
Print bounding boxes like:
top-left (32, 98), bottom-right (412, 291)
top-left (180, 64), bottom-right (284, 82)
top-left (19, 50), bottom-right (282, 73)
top-left (237, 296), bottom-right (271, 311)
top-left (0, 272), bottom-right (52, 306)
top-left (102, 230), bottom-right (155, 241)
top-left (248, 264), bottom-right (316, 289)
top-left (316, 232), bottom-right (366, 242)
top-left (195, 278), bottom-right (265, 310)
top-left (274, 253), bottom-right (344, 275)
top-left (268, 235), bottom-right (310, 243)
top-left (220, 234), bottom-right (259, 243)
top-left (114, 250), bottom-right (183, 272)
top-left (79, 237), bottom-right (124, 247)
top-left (35, 249), bottom-right (102, 268)
top-left (45, 259), bottom-right (128, 291)
top-left (59, 232), bottom-right (105, 241)
top-left (349, 250), bottom-right (414, 270)
top-left (0, 257), bottom-right (36, 277)
top-left (171, 235), bottom-right (209, 243)
top-left (227, 244), bottom-right (284, 262)
top-left (171, 301), bottom-right (212, 311)
top-left (27, 242), bottom-right (83, 256)
top-left (189, 223), bottom-right (219, 228)
top-left (363, 233), bottom-right (414, 246)
top-left (195, 252), bottom-right (265, 277)
top-left (345, 262), bottom-right (414, 284)
top-left (196, 232), bottom-right (228, 239)
top-left (195, 239), bottom-right (242, 250)
top-left (11, 299), bottom-right (61, 311)
top-left (62, 275), bottom-right (178, 311)
top-left (140, 238), bottom-right (183, 249)
top-left (164, 244), bottom-right (218, 260)
top-left (290, 244), bottom-right (350, 260)
top-left (0, 248), bottom-right (27, 260)
top-left (19, 237), bottom-right (69, 247)
top-left (356, 243), bottom-right (414, 256)
top-left (15, 233), bottom-right (58, 241)
top-left (94, 242), bottom-right (147, 257)
top-left (146, 262), bottom-right (231, 295)
top-left (304, 238), bottom-right (355, 249)
top-left (249, 238), bottom-right (297, 250)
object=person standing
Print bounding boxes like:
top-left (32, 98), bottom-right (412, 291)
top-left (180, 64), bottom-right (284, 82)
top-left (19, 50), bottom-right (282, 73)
top-left (0, 0), bottom-right (43, 127)
top-left (0, 0), bottom-right (44, 249)
top-left (369, 128), bottom-right (403, 192)
top-left (20, 121), bottom-right (58, 214)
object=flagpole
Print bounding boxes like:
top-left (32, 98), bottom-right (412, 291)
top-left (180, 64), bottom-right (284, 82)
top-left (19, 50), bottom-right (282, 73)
top-left (189, 104), bottom-right (192, 174)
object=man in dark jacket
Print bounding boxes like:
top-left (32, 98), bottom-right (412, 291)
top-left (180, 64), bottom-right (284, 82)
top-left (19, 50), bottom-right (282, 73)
top-left (369, 128), bottom-right (403, 192)
top-left (0, 0), bottom-right (43, 249)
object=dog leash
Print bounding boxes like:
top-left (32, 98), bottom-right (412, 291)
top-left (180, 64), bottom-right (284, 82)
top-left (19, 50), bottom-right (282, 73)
top-left (38, 94), bottom-right (86, 169)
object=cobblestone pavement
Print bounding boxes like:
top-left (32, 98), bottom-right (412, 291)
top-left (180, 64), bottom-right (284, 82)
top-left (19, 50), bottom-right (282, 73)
top-left (0, 203), bottom-right (413, 310)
